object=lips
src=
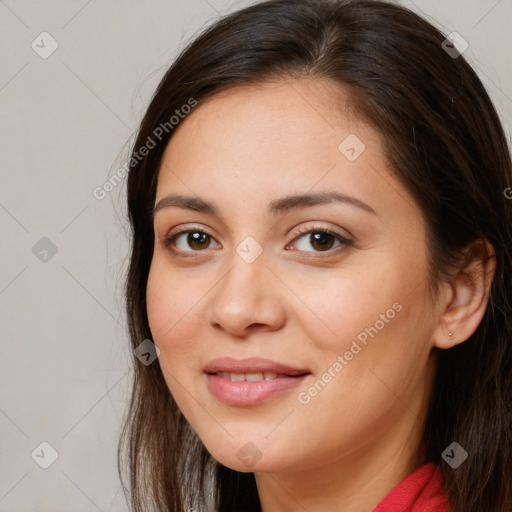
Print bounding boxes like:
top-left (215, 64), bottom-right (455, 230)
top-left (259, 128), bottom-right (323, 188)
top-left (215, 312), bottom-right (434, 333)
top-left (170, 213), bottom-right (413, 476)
top-left (203, 357), bottom-right (310, 376)
top-left (204, 357), bottom-right (311, 406)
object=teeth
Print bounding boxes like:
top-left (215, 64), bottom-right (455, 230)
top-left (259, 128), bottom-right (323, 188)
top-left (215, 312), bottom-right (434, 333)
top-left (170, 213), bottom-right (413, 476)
top-left (243, 372), bottom-right (261, 381)
top-left (216, 372), bottom-right (279, 381)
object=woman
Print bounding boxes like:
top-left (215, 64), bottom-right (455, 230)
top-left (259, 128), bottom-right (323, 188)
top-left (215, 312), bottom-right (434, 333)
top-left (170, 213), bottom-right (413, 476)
top-left (118, 1), bottom-right (512, 511)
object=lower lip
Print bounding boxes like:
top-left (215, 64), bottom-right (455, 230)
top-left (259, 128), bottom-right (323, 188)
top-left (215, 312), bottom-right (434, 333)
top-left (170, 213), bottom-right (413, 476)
top-left (206, 373), bottom-right (309, 406)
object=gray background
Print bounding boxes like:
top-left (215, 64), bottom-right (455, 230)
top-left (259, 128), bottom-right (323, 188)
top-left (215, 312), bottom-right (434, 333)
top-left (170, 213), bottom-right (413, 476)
top-left (1, 0), bottom-right (510, 510)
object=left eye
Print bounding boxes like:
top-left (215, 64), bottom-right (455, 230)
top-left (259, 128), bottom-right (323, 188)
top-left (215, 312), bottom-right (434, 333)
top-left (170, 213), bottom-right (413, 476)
top-left (288, 228), bottom-right (352, 253)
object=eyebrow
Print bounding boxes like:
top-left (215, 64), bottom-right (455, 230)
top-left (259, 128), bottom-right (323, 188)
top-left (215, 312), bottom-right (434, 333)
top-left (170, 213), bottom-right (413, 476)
top-left (152, 191), bottom-right (376, 219)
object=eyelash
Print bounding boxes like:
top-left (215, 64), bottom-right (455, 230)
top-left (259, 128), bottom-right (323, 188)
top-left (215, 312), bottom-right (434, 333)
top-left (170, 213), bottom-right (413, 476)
top-left (162, 224), bottom-right (352, 257)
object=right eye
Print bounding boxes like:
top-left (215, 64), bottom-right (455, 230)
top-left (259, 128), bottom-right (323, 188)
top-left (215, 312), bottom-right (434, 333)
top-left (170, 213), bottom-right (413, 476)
top-left (163, 227), bottom-right (221, 255)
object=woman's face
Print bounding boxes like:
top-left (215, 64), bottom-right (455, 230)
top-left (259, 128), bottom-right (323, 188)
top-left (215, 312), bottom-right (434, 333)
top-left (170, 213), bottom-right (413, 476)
top-left (147, 78), bottom-right (441, 475)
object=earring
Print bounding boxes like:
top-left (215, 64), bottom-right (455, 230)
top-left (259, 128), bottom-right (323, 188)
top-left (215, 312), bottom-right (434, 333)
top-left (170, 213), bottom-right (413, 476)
top-left (448, 332), bottom-right (454, 340)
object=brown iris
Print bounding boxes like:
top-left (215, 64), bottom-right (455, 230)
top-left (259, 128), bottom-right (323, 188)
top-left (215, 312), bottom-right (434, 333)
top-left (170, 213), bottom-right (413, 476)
top-left (187, 232), bottom-right (210, 250)
top-left (308, 232), bottom-right (335, 252)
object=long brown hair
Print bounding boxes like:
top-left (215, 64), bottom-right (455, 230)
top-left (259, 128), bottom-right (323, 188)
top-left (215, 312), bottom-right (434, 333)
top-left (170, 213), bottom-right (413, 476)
top-left (118, 1), bottom-right (512, 510)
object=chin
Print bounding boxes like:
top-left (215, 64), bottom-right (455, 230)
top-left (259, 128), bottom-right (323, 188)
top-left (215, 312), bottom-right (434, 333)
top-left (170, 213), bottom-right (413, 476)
top-left (200, 434), bottom-right (294, 474)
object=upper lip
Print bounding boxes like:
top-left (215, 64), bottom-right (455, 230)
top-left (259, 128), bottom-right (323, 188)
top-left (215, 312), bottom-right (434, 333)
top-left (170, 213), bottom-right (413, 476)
top-left (204, 357), bottom-right (310, 376)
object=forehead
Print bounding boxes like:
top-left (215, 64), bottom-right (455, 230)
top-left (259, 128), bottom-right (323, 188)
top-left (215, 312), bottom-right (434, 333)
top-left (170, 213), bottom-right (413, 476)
top-left (157, 78), bottom-right (383, 189)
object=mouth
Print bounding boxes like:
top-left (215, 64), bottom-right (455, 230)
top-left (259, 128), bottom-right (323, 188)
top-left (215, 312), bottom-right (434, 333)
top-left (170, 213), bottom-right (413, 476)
top-left (204, 357), bottom-right (311, 406)
top-left (213, 371), bottom-right (302, 381)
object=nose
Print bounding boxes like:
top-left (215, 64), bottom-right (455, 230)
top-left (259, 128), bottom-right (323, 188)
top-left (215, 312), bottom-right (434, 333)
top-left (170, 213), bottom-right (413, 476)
top-left (206, 251), bottom-right (286, 338)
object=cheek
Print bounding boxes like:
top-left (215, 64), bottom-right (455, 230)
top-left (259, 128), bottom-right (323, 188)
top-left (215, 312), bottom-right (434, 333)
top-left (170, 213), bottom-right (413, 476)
top-left (146, 256), bottom-right (199, 335)
top-left (300, 283), bottom-right (434, 419)
top-left (146, 261), bottom-right (204, 412)
top-left (292, 254), bottom-right (434, 389)
top-left (292, 267), bottom-right (398, 353)
top-left (146, 259), bottom-right (201, 364)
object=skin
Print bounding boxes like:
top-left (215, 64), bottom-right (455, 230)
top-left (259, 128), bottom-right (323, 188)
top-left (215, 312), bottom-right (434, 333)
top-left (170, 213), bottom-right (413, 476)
top-left (146, 78), bottom-right (495, 512)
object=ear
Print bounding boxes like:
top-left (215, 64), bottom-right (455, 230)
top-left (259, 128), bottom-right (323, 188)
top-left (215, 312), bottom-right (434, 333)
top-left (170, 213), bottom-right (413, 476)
top-left (432, 239), bottom-right (496, 349)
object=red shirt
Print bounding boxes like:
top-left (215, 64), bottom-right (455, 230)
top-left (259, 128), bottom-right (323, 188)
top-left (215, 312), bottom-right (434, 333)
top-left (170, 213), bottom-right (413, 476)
top-left (372, 462), bottom-right (451, 512)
